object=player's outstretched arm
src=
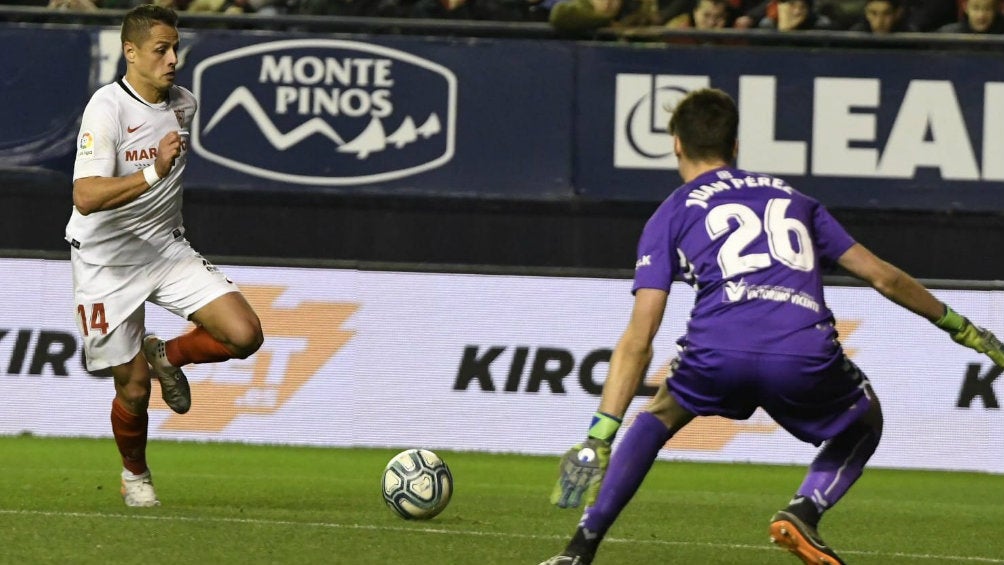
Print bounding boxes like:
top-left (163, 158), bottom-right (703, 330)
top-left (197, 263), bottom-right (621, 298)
top-left (550, 288), bottom-right (669, 508)
top-left (837, 243), bottom-right (1004, 367)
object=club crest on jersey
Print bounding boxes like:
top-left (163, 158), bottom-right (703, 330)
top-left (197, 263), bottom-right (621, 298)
top-left (191, 39), bottom-right (457, 186)
top-left (174, 109), bottom-right (186, 127)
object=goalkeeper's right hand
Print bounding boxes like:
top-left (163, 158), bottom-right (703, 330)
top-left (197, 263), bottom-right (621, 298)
top-left (549, 438), bottom-right (611, 509)
top-left (549, 411), bottom-right (621, 509)
top-left (935, 304), bottom-right (1004, 367)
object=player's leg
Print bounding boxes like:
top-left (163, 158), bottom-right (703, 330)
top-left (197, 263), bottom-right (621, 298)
top-left (146, 246), bottom-right (263, 411)
top-left (182, 291), bottom-right (263, 361)
top-left (148, 290), bottom-right (262, 381)
top-left (791, 383), bottom-right (882, 521)
top-left (546, 358), bottom-right (702, 565)
top-left (145, 294), bottom-right (262, 412)
top-left (565, 383), bottom-right (695, 562)
top-left (72, 256), bottom-right (161, 506)
top-left (110, 353), bottom-right (161, 507)
top-left (771, 386), bottom-right (882, 565)
top-left (103, 324), bottom-right (162, 508)
top-left (764, 355), bottom-right (882, 565)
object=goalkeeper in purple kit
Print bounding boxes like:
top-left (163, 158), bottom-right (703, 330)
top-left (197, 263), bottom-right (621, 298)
top-left (540, 88), bottom-right (1004, 565)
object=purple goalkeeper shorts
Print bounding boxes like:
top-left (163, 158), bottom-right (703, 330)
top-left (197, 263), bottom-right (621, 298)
top-left (666, 346), bottom-right (872, 446)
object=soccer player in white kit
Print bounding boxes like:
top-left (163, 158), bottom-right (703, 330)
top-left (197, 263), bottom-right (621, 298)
top-left (66, 4), bottom-right (263, 507)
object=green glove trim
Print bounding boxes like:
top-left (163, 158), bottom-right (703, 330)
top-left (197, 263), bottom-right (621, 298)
top-left (587, 411), bottom-right (622, 443)
top-left (934, 303), bottom-right (966, 332)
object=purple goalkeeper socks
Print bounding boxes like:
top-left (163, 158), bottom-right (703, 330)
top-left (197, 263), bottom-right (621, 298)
top-left (579, 411), bottom-right (672, 538)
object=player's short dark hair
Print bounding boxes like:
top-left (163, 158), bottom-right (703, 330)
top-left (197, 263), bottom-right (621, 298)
top-left (121, 4), bottom-right (178, 46)
top-left (668, 88), bottom-right (738, 163)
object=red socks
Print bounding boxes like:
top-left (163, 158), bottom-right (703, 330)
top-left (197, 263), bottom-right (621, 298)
top-left (165, 326), bottom-right (233, 366)
top-left (111, 398), bottom-right (148, 475)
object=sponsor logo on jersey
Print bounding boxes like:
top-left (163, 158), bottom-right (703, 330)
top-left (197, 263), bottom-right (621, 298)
top-left (722, 280), bottom-right (820, 313)
top-left (723, 279), bottom-right (747, 302)
top-left (125, 147), bottom-right (159, 162)
top-left (127, 123), bottom-right (145, 134)
top-left (191, 39), bottom-right (457, 186)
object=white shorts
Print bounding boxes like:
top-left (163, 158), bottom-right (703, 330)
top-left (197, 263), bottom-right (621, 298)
top-left (71, 238), bottom-right (238, 371)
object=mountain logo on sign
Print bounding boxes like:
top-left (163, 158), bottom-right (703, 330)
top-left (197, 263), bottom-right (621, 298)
top-left (202, 86), bottom-right (443, 159)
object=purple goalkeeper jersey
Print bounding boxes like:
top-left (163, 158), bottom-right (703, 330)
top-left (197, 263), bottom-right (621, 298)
top-left (633, 166), bottom-right (856, 357)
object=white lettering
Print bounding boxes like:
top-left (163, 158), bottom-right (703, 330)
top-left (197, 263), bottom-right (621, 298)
top-left (312, 88), bottom-right (339, 115)
top-left (813, 77), bottom-right (880, 177)
top-left (736, 283), bottom-right (820, 313)
top-left (615, 73), bottom-right (1004, 183)
top-left (737, 75), bottom-right (806, 175)
top-left (878, 80), bottom-right (979, 179)
top-left (260, 55), bottom-right (396, 87)
top-left (259, 55), bottom-right (290, 83)
top-left (298, 86), bottom-right (310, 114)
top-left (686, 177), bottom-right (790, 207)
top-left (983, 83), bottom-right (1004, 181)
top-left (271, 86), bottom-right (394, 118)
top-left (259, 55), bottom-right (398, 118)
top-left (340, 88), bottom-right (370, 117)
top-left (275, 85), bottom-right (298, 114)
top-left (293, 57), bottom-right (325, 84)
top-left (373, 60), bottom-right (394, 87)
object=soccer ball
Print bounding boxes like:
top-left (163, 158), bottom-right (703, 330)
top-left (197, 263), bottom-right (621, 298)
top-left (381, 448), bottom-right (453, 520)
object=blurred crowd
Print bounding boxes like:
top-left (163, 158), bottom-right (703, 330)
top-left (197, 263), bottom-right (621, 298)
top-left (30, 0), bottom-right (1004, 37)
top-left (546, 0), bottom-right (1004, 34)
top-left (39, 0), bottom-right (552, 20)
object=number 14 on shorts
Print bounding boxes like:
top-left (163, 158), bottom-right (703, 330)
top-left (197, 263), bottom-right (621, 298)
top-left (77, 302), bottom-right (109, 336)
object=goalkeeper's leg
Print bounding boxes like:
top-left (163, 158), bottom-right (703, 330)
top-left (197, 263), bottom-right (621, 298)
top-left (561, 385), bottom-right (694, 562)
top-left (773, 386), bottom-right (883, 564)
top-left (792, 385), bottom-right (882, 521)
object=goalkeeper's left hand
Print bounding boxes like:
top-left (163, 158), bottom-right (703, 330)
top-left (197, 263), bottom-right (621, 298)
top-left (935, 304), bottom-right (1004, 367)
top-left (549, 438), bottom-right (611, 509)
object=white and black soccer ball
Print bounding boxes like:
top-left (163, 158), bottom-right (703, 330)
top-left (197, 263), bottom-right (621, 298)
top-left (382, 448), bottom-right (453, 520)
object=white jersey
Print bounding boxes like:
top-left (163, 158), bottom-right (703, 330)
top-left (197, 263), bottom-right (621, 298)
top-left (65, 78), bottom-right (197, 266)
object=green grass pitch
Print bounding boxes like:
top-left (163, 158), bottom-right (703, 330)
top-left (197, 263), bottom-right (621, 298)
top-left (2, 435), bottom-right (1002, 564)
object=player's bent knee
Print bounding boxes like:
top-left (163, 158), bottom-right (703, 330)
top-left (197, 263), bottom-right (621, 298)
top-left (111, 358), bottom-right (153, 408)
top-left (116, 387), bottom-right (152, 413)
top-left (229, 323), bottom-right (263, 359)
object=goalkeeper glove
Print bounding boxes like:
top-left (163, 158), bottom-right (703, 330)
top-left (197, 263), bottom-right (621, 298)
top-left (550, 412), bottom-right (620, 509)
top-left (935, 304), bottom-right (1004, 367)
